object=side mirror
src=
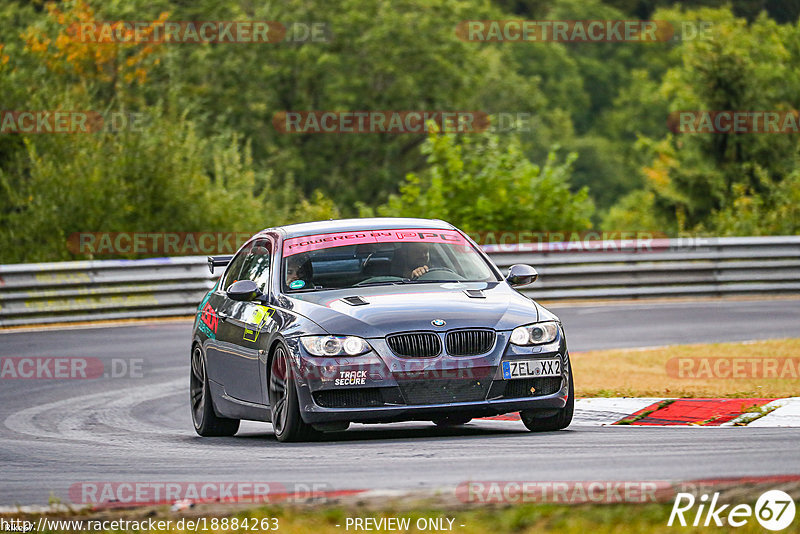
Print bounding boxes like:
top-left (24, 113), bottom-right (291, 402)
top-left (227, 280), bottom-right (265, 302)
top-left (506, 264), bottom-right (538, 287)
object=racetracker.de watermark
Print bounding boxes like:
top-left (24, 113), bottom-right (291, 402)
top-left (68, 482), bottom-right (357, 507)
top-left (666, 357), bottom-right (800, 379)
top-left (68, 21), bottom-right (329, 43)
top-left (0, 111), bottom-right (147, 134)
top-left (668, 110), bottom-right (800, 134)
top-left (67, 232), bottom-right (253, 256)
top-left (272, 111), bottom-right (538, 134)
top-left (455, 20), bottom-right (713, 43)
top-left (456, 481), bottom-right (675, 504)
top-left (273, 111), bottom-right (491, 134)
top-left (469, 231), bottom-right (715, 253)
top-left (0, 357), bottom-right (143, 379)
top-left (297, 359), bottom-right (509, 383)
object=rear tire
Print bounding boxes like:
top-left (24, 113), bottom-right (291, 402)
top-left (432, 416), bottom-right (472, 426)
top-left (268, 343), bottom-right (320, 442)
top-left (520, 362), bottom-right (574, 432)
top-left (190, 344), bottom-right (240, 437)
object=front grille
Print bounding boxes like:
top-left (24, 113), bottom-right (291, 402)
top-left (502, 377), bottom-right (563, 398)
top-left (313, 388), bottom-right (384, 408)
top-left (386, 332), bottom-right (441, 358)
top-left (446, 329), bottom-right (496, 356)
top-left (395, 377), bottom-right (492, 405)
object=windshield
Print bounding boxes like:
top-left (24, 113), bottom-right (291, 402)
top-left (281, 228), bottom-right (498, 291)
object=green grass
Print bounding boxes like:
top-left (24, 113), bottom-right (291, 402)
top-left (572, 338), bottom-right (800, 398)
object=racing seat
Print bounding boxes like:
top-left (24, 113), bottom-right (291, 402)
top-left (362, 254), bottom-right (392, 277)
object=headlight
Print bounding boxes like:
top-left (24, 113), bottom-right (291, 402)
top-left (510, 321), bottom-right (559, 345)
top-left (300, 336), bottom-right (371, 356)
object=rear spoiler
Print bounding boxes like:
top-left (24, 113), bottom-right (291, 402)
top-left (207, 255), bottom-right (233, 274)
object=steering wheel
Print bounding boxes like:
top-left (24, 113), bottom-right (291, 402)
top-left (414, 267), bottom-right (460, 280)
top-left (424, 267), bottom-right (457, 274)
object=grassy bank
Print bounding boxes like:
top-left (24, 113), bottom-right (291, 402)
top-left (571, 338), bottom-right (800, 398)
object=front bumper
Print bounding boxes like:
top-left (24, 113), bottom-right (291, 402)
top-left (285, 332), bottom-right (571, 424)
top-left (297, 388), bottom-right (569, 424)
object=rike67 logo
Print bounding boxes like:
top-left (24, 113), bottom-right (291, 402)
top-left (668, 490), bottom-right (796, 530)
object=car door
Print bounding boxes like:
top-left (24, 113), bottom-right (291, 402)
top-left (213, 238), bottom-right (275, 404)
top-left (203, 247), bottom-right (247, 394)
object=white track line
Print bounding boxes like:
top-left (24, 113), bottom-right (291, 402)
top-left (737, 397), bottom-right (800, 427)
top-left (4, 379), bottom-right (185, 444)
top-left (571, 398), bottom-right (667, 426)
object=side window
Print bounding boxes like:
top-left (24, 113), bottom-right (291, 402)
top-left (223, 250), bottom-right (249, 291)
top-left (239, 239), bottom-right (272, 293)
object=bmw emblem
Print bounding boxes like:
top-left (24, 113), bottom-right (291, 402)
top-left (431, 319), bottom-right (446, 327)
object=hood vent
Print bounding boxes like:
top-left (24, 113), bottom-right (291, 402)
top-left (463, 289), bottom-right (486, 298)
top-left (341, 295), bottom-right (369, 306)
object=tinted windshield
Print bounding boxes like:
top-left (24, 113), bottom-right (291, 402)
top-left (281, 228), bottom-right (498, 291)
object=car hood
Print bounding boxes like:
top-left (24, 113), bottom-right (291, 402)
top-left (283, 282), bottom-right (550, 338)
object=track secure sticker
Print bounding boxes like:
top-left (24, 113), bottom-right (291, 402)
top-left (289, 280), bottom-right (305, 289)
top-left (335, 370), bottom-right (367, 386)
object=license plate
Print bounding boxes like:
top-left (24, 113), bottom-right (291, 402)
top-left (502, 359), bottom-right (561, 379)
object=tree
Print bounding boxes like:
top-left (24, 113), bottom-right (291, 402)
top-left (0, 0), bottom-right (340, 262)
top-left (607, 6), bottom-right (800, 235)
top-left (370, 129), bottom-right (594, 233)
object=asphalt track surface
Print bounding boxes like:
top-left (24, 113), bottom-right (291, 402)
top-left (1, 298), bottom-right (799, 506)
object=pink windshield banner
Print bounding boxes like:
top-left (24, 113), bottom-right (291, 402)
top-left (282, 228), bottom-right (469, 256)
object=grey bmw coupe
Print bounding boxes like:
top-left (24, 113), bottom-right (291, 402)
top-left (191, 218), bottom-right (573, 442)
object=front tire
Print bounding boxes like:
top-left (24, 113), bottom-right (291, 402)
top-left (268, 344), bottom-right (319, 442)
top-left (520, 362), bottom-right (574, 432)
top-left (190, 344), bottom-right (240, 436)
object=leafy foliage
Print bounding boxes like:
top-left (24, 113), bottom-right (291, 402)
top-left (0, 0), bottom-right (799, 263)
top-left (611, 7), bottom-right (800, 235)
top-left (372, 130), bottom-right (594, 232)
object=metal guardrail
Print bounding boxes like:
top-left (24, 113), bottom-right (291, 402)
top-left (1, 236), bottom-right (799, 327)
top-left (489, 236), bottom-right (800, 301)
top-left (0, 257), bottom-right (212, 327)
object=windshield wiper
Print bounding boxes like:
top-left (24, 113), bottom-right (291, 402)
top-left (398, 279), bottom-right (464, 284)
top-left (353, 280), bottom-right (405, 287)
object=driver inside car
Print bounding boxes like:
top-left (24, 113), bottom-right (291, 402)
top-left (286, 254), bottom-right (314, 289)
top-left (397, 242), bottom-right (431, 279)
